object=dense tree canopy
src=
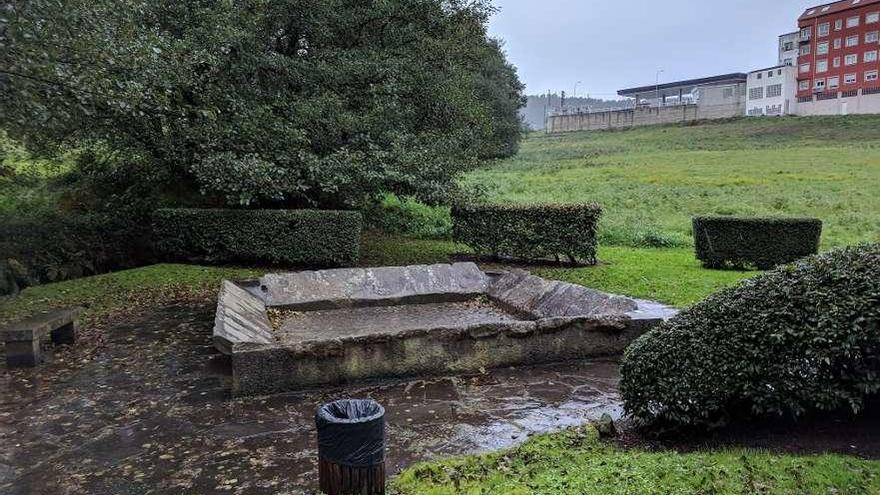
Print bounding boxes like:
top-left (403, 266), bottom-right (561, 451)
top-left (1, 0), bottom-right (524, 208)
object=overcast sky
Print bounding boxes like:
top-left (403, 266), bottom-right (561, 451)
top-left (488, 0), bottom-right (817, 98)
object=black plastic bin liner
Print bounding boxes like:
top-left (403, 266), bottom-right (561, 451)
top-left (316, 399), bottom-right (386, 467)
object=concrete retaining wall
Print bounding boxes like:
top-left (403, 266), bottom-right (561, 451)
top-left (547, 101), bottom-right (745, 133)
top-left (796, 92), bottom-right (880, 116)
top-left (231, 316), bottom-right (655, 395)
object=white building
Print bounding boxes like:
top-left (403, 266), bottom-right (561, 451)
top-left (745, 65), bottom-right (798, 116)
top-left (778, 31), bottom-right (800, 67)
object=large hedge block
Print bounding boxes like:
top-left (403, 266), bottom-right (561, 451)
top-left (0, 213), bottom-right (150, 295)
top-left (621, 244), bottom-right (880, 430)
top-left (452, 203), bottom-right (602, 265)
top-left (693, 216), bottom-right (822, 270)
top-left (152, 209), bottom-right (362, 267)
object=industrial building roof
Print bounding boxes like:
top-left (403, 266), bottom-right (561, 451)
top-left (799, 0), bottom-right (880, 21)
top-left (617, 73), bottom-right (748, 98)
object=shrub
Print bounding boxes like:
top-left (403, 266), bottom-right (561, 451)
top-left (363, 195), bottom-right (452, 240)
top-left (621, 244), bottom-right (880, 430)
top-left (452, 203), bottom-right (602, 265)
top-left (693, 216), bottom-right (822, 270)
top-left (152, 209), bottom-right (362, 267)
top-left (0, 212), bottom-right (152, 295)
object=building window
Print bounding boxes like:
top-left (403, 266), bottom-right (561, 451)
top-left (817, 60), bottom-right (829, 73)
top-left (800, 63), bottom-right (811, 73)
top-left (836, 19), bottom-right (844, 30)
top-left (867, 31), bottom-right (879, 43)
top-left (846, 35), bottom-right (859, 47)
top-left (834, 56), bottom-right (841, 67)
top-left (867, 70), bottom-right (879, 82)
top-left (847, 16), bottom-right (860, 28)
top-left (801, 27), bottom-right (812, 39)
top-left (784, 57), bottom-right (793, 66)
top-left (834, 38), bottom-right (842, 49)
top-left (757, 72), bottom-right (762, 80)
top-left (766, 84), bottom-right (783, 97)
top-left (845, 54), bottom-right (859, 65)
top-left (783, 41), bottom-right (794, 51)
top-left (801, 44), bottom-right (812, 55)
top-left (815, 79), bottom-right (826, 90)
top-left (829, 76), bottom-right (840, 89)
top-left (817, 41), bottom-right (830, 54)
top-left (818, 22), bottom-right (830, 36)
top-left (845, 73), bottom-right (857, 84)
top-left (800, 79), bottom-right (811, 90)
top-left (866, 50), bottom-right (879, 62)
top-left (868, 12), bottom-right (880, 24)
top-left (749, 87), bottom-right (764, 100)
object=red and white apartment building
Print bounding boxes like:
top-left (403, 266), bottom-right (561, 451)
top-left (795, 0), bottom-right (880, 115)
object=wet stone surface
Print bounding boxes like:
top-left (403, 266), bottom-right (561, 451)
top-left (274, 299), bottom-right (523, 343)
top-left (0, 303), bottom-right (623, 495)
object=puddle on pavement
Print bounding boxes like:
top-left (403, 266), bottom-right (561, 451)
top-left (0, 303), bottom-right (623, 494)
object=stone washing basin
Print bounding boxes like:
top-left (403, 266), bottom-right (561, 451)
top-left (213, 263), bottom-right (676, 396)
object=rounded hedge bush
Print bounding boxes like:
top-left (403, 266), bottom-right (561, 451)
top-left (621, 244), bottom-right (880, 430)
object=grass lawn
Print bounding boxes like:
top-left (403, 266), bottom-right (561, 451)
top-left (0, 235), bottom-right (756, 326)
top-left (390, 427), bottom-right (880, 495)
top-left (468, 116), bottom-right (880, 248)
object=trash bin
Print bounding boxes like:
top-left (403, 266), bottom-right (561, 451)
top-left (316, 399), bottom-right (386, 495)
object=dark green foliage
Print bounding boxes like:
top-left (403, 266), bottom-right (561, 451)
top-left (152, 209), bottom-right (362, 266)
top-left (0, 213), bottom-right (152, 295)
top-left (621, 244), bottom-right (880, 430)
top-left (474, 39), bottom-right (527, 159)
top-left (452, 203), bottom-right (602, 264)
top-left (2, 0), bottom-right (524, 208)
top-left (362, 195), bottom-right (452, 240)
top-left (693, 216), bottom-right (822, 270)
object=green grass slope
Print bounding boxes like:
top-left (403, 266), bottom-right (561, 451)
top-left (391, 427), bottom-right (880, 495)
top-left (467, 116), bottom-right (880, 248)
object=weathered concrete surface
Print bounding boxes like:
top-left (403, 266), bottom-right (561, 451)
top-left (213, 281), bottom-right (274, 355)
top-left (276, 300), bottom-right (521, 343)
top-left (232, 315), bottom-right (632, 396)
top-left (488, 270), bottom-right (637, 318)
top-left (259, 263), bottom-right (488, 310)
top-left (1, 308), bottom-right (82, 367)
top-left (218, 264), bottom-right (677, 395)
top-left (0, 303), bottom-right (626, 495)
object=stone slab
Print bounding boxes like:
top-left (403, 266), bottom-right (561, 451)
top-left (258, 263), bottom-right (489, 310)
top-left (215, 264), bottom-right (679, 394)
top-left (276, 300), bottom-right (522, 345)
top-left (213, 281), bottom-right (275, 355)
top-left (487, 270), bottom-right (637, 319)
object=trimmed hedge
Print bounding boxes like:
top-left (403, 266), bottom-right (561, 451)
top-left (693, 216), bottom-right (822, 270)
top-left (452, 203), bottom-right (602, 265)
top-left (152, 209), bottom-right (362, 266)
top-left (621, 244), bottom-right (880, 430)
top-left (0, 212), bottom-right (152, 295)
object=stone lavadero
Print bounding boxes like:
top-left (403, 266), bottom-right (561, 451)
top-left (214, 263), bottom-right (676, 396)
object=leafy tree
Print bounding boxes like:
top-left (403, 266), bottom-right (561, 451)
top-left (1, 0), bottom-right (524, 208)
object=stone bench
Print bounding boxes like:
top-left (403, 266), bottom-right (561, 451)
top-left (1, 308), bottom-right (82, 367)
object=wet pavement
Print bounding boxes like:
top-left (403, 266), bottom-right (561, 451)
top-left (0, 303), bottom-right (623, 495)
